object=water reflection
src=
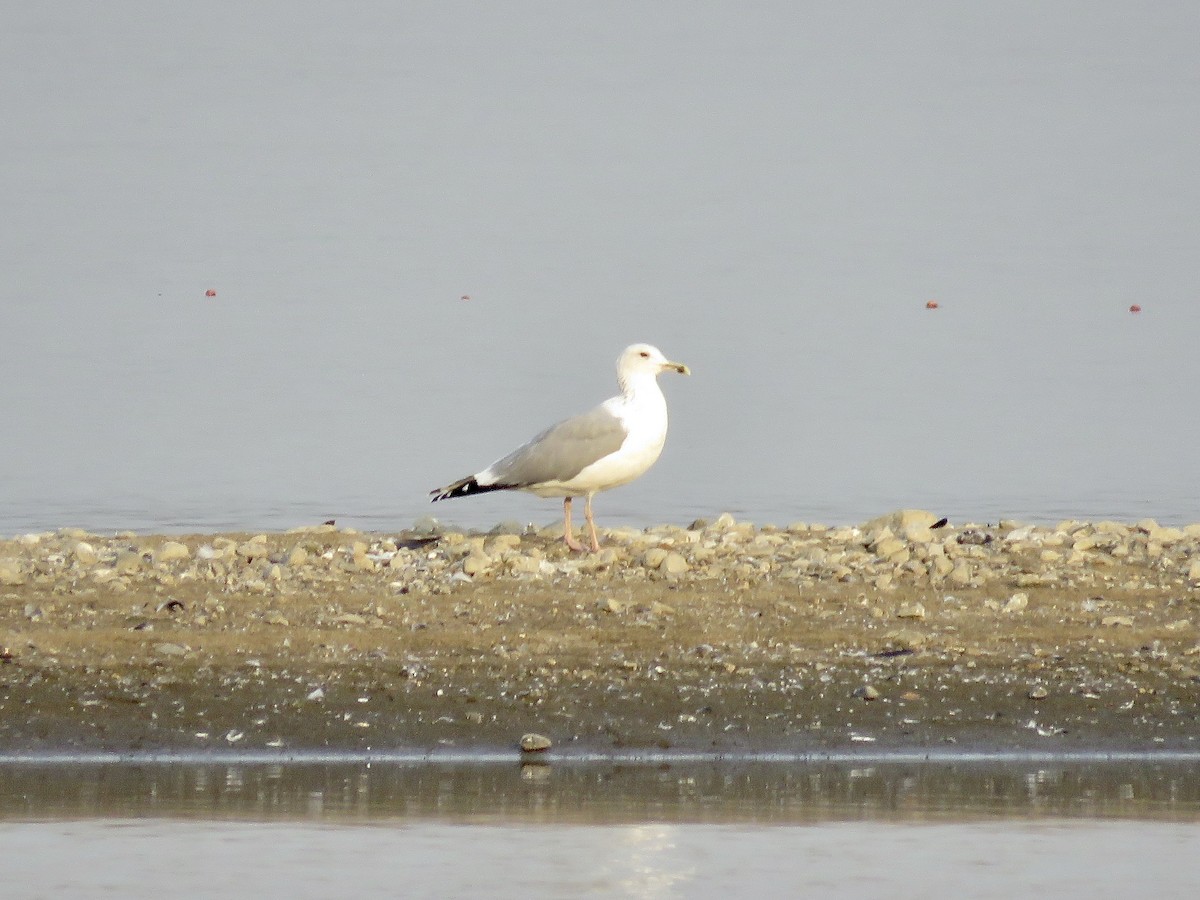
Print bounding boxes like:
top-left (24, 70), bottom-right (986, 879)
top-left (2, 759), bottom-right (1197, 822)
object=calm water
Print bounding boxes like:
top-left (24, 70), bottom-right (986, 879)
top-left (4, 2), bottom-right (1200, 536)
top-left (2, 759), bottom-right (1199, 897)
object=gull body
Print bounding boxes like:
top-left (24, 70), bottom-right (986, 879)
top-left (430, 343), bottom-right (690, 552)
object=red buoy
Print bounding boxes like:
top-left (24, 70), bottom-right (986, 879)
top-left (925, 300), bottom-right (939, 309)
top-left (205, 289), bottom-right (217, 297)
top-left (1129, 304), bottom-right (1142, 313)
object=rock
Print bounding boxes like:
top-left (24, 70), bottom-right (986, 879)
top-left (948, 561), bottom-right (972, 586)
top-left (236, 541), bottom-right (268, 560)
top-left (861, 509), bottom-right (939, 534)
top-left (642, 548), bottom-right (669, 569)
top-left (882, 628), bottom-right (926, 652)
top-left (113, 551), bottom-right (142, 575)
top-left (489, 521), bottom-right (525, 536)
top-left (853, 685), bottom-right (880, 701)
top-left (1014, 573), bottom-right (1050, 587)
top-left (896, 602), bottom-right (926, 619)
top-left (1003, 592), bottom-right (1029, 614)
top-left (156, 541), bottom-right (190, 563)
top-left (519, 733), bottom-right (552, 752)
top-left (873, 537), bottom-right (907, 560)
top-left (487, 534), bottom-right (522, 552)
top-left (957, 529), bottom-right (994, 546)
top-left (0, 559), bottom-right (25, 586)
top-left (1188, 560), bottom-right (1200, 583)
top-left (1028, 685), bottom-right (1049, 700)
top-left (1004, 525), bottom-right (1036, 543)
top-left (72, 542), bottom-right (99, 565)
top-left (462, 553), bottom-right (491, 576)
top-left (508, 556), bottom-right (546, 576)
top-left (710, 512), bottom-right (737, 530)
top-left (1101, 615), bottom-right (1134, 627)
top-left (287, 546), bottom-right (308, 567)
top-left (154, 642), bottom-right (188, 657)
top-left (661, 551), bottom-right (689, 575)
top-left (1148, 526), bottom-right (1185, 545)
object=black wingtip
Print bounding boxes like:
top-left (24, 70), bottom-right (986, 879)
top-left (430, 477), bottom-right (508, 502)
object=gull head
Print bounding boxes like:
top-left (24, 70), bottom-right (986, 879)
top-left (618, 343), bottom-right (691, 382)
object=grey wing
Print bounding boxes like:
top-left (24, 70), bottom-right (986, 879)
top-left (484, 404), bottom-right (628, 487)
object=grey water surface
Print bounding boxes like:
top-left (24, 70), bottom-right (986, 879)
top-left (3, 2), bottom-right (1199, 536)
top-left (2, 759), bottom-right (1199, 898)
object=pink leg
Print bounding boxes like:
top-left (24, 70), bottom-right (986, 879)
top-left (562, 497), bottom-right (586, 552)
top-left (584, 493), bottom-right (601, 552)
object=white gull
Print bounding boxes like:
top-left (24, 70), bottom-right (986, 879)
top-left (430, 343), bottom-right (690, 552)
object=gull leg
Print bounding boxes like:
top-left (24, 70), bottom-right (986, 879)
top-left (563, 497), bottom-right (586, 552)
top-left (584, 493), bottom-right (602, 552)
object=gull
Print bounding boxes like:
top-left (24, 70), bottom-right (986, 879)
top-left (430, 343), bottom-right (690, 552)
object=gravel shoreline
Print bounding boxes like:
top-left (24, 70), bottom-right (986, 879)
top-left (2, 510), bottom-right (1198, 754)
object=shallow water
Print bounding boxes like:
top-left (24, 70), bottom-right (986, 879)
top-left (6, 819), bottom-right (1199, 899)
top-left (2, 759), bottom-right (1198, 898)
top-left (4, 757), bottom-right (1199, 822)
top-left (4, 3), bottom-right (1200, 536)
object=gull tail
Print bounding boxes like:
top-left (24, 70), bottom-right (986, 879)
top-left (430, 476), bottom-right (507, 502)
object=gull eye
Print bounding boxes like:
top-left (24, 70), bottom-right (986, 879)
top-left (639, 351), bottom-right (650, 358)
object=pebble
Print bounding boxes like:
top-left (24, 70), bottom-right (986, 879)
top-left (661, 551), bottom-right (689, 575)
top-left (113, 551), bottom-right (142, 575)
top-left (156, 541), bottom-right (190, 563)
top-left (73, 542), bottom-right (99, 565)
top-left (883, 629), bottom-right (926, 652)
top-left (462, 553), bottom-right (490, 576)
top-left (1003, 592), bottom-right (1029, 614)
top-left (1, 509), bottom-right (1199, 604)
top-left (519, 733), bottom-right (552, 752)
top-left (1028, 685), bottom-right (1049, 700)
top-left (642, 548), bottom-right (669, 569)
top-left (853, 685), bottom-right (880, 701)
top-left (0, 559), bottom-right (25, 586)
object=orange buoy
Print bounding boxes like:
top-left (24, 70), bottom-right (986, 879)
top-left (925, 300), bottom-right (939, 309)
